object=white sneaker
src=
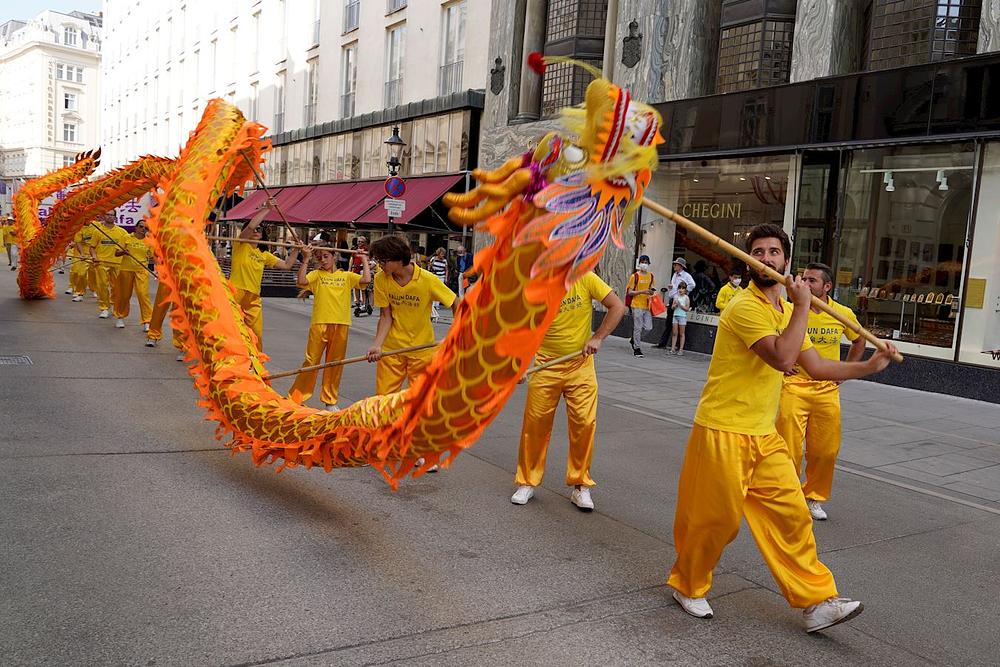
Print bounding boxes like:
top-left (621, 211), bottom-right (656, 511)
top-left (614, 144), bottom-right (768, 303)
top-left (98, 309), bottom-right (110, 318)
top-left (115, 319), bottom-right (125, 328)
top-left (145, 339), bottom-right (156, 347)
top-left (71, 295), bottom-right (83, 302)
top-left (803, 597), bottom-right (863, 633)
top-left (176, 353), bottom-right (185, 362)
top-left (511, 485), bottom-right (534, 505)
top-left (324, 403), bottom-right (340, 412)
top-left (807, 500), bottom-right (828, 521)
top-left (64, 288), bottom-right (73, 294)
top-left (142, 323), bottom-right (150, 332)
top-left (672, 590), bottom-right (714, 619)
top-left (570, 486), bottom-right (594, 511)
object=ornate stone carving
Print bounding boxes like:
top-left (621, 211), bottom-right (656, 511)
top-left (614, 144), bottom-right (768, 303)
top-left (622, 19), bottom-right (642, 68)
top-left (489, 56), bottom-right (506, 95)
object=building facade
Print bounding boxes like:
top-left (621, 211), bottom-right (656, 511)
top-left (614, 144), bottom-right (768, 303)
top-left (483, 0), bottom-right (1000, 400)
top-left (0, 10), bottom-right (102, 216)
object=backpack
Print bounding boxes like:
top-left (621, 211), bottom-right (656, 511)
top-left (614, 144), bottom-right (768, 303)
top-left (625, 271), bottom-right (653, 307)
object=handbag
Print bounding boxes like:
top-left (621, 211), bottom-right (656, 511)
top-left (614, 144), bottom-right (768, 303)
top-left (649, 293), bottom-right (667, 317)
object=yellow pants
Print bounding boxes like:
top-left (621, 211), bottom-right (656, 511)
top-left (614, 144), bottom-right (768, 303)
top-left (288, 324), bottom-right (349, 405)
top-left (515, 355), bottom-right (598, 488)
top-left (234, 287), bottom-right (264, 349)
top-left (87, 263), bottom-right (98, 294)
top-left (147, 281), bottom-right (180, 349)
top-left (95, 264), bottom-right (119, 311)
top-left (776, 381), bottom-right (842, 502)
top-left (668, 424), bottom-right (838, 608)
top-left (69, 259), bottom-right (88, 294)
top-left (375, 346), bottom-right (435, 395)
top-left (113, 270), bottom-right (152, 323)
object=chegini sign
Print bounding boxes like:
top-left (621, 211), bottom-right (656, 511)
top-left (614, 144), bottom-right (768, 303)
top-left (680, 202), bottom-right (743, 219)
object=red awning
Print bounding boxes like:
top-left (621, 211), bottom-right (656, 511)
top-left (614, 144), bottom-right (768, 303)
top-left (221, 186), bottom-right (315, 223)
top-left (355, 174), bottom-right (464, 225)
top-left (285, 182), bottom-right (364, 222)
top-left (308, 181), bottom-right (386, 224)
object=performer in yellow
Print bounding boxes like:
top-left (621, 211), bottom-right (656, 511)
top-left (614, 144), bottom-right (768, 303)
top-left (510, 271), bottom-right (626, 511)
top-left (230, 204), bottom-right (301, 349)
top-left (776, 263), bottom-right (865, 521)
top-left (668, 223), bottom-right (897, 633)
top-left (69, 224), bottom-right (97, 301)
top-left (714, 267), bottom-right (743, 312)
top-left (288, 245), bottom-right (371, 411)
top-left (112, 221), bottom-right (154, 330)
top-left (366, 236), bottom-right (456, 394)
top-left (86, 213), bottom-right (131, 318)
top-left (3, 217), bottom-right (17, 270)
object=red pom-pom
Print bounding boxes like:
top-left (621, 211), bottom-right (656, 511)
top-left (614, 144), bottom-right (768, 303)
top-left (527, 52), bottom-right (546, 74)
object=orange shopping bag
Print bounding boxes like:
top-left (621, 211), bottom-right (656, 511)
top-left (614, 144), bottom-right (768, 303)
top-left (649, 293), bottom-right (667, 317)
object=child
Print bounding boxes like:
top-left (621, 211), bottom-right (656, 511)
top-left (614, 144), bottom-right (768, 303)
top-left (669, 283), bottom-right (691, 355)
top-left (289, 244), bottom-right (371, 411)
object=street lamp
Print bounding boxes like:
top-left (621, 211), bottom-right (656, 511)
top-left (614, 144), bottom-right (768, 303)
top-left (384, 126), bottom-right (407, 234)
top-left (384, 126), bottom-right (406, 176)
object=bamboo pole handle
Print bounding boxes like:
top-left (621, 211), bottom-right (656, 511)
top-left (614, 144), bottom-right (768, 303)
top-left (519, 350), bottom-right (586, 383)
top-left (640, 197), bottom-right (904, 364)
top-left (206, 235), bottom-right (365, 256)
top-left (263, 342), bottom-right (439, 381)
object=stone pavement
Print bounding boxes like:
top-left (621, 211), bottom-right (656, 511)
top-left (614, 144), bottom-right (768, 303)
top-left (3, 269), bottom-right (1000, 666)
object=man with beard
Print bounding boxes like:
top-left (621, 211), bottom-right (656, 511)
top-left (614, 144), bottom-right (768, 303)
top-left (667, 224), bottom-right (897, 633)
top-left (776, 263), bottom-right (866, 521)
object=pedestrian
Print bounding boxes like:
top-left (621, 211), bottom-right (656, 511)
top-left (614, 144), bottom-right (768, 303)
top-left (667, 223), bottom-right (897, 633)
top-left (112, 221), bottom-right (154, 330)
top-left (715, 267), bottom-right (743, 312)
top-left (3, 217), bottom-right (16, 270)
top-left (366, 235), bottom-right (456, 395)
top-left (350, 237), bottom-right (371, 314)
top-left (288, 244), bottom-right (371, 411)
top-left (454, 244), bottom-right (473, 298)
top-left (776, 263), bottom-right (866, 522)
top-left (511, 271), bottom-right (627, 510)
top-left (87, 213), bottom-right (131, 319)
top-left (668, 283), bottom-right (690, 355)
top-left (655, 257), bottom-right (695, 349)
top-left (428, 247), bottom-right (449, 321)
top-left (626, 254), bottom-right (655, 357)
top-left (229, 204), bottom-right (302, 349)
top-left (691, 260), bottom-right (717, 311)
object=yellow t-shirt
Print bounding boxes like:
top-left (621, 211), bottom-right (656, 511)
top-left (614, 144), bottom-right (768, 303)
top-left (694, 281), bottom-right (813, 436)
top-left (118, 236), bottom-right (152, 272)
top-left (374, 266), bottom-right (456, 349)
top-left (88, 224), bottom-right (131, 265)
top-left (537, 272), bottom-right (613, 360)
top-left (2, 224), bottom-right (14, 245)
top-left (306, 269), bottom-right (361, 325)
top-left (627, 271), bottom-right (654, 310)
top-left (715, 281), bottom-right (741, 311)
top-left (230, 241), bottom-right (280, 295)
top-left (786, 298), bottom-right (861, 383)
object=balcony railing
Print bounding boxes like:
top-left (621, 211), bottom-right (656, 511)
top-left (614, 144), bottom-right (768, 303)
top-left (387, 0), bottom-right (407, 12)
top-left (344, 1), bottom-right (360, 32)
top-left (341, 92), bottom-right (355, 118)
top-left (384, 78), bottom-right (403, 108)
top-left (438, 61), bottom-right (464, 96)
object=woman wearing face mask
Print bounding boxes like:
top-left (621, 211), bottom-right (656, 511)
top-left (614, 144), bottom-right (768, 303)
top-left (626, 255), bottom-right (656, 357)
top-left (715, 268), bottom-right (743, 312)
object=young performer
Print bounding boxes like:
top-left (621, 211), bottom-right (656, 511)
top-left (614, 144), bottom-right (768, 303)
top-left (366, 235), bottom-right (456, 394)
top-left (87, 213), bottom-right (131, 319)
top-left (112, 222), bottom-right (154, 329)
top-left (288, 245), bottom-right (371, 411)
top-left (70, 224), bottom-right (98, 301)
top-left (510, 272), bottom-right (626, 511)
top-left (230, 204), bottom-right (301, 348)
top-left (668, 224), bottom-right (897, 633)
top-left (776, 263), bottom-right (866, 521)
top-left (715, 268), bottom-right (743, 312)
top-left (626, 255), bottom-right (655, 358)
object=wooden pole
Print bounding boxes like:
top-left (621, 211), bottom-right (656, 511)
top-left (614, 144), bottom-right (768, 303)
top-left (239, 151), bottom-right (301, 244)
top-left (90, 223), bottom-right (159, 279)
top-left (263, 342), bottom-right (439, 381)
top-left (206, 235), bottom-right (364, 256)
top-left (640, 197), bottom-right (904, 363)
top-left (520, 350), bottom-right (585, 383)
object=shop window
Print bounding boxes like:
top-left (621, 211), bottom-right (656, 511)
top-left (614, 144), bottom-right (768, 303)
top-left (836, 143), bottom-right (974, 350)
top-left (868, 0), bottom-right (980, 71)
top-left (647, 155), bottom-right (792, 314)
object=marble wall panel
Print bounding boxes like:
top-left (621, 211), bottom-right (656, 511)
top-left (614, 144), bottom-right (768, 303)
top-left (980, 0), bottom-right (1000, 53)
top-left (790, 0), bottom-right (864, 82)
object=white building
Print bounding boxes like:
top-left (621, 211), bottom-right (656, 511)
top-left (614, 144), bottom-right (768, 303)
top-left (100, 0), bottom-right (489, 179)
top-left (0, 10), bottom-right (102, 215)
